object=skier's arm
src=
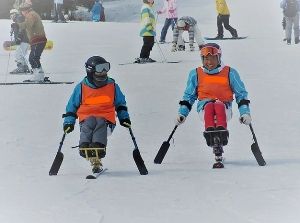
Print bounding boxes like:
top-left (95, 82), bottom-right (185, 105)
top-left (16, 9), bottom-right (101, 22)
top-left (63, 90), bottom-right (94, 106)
top-left (229, 68), bottom-right (250, 116)
top-left (178, 69), bottom-right (198, 117)
top-left (63, 82), bottom-right (82, 125)
top-left (114, 83), bottom-right (130, 121)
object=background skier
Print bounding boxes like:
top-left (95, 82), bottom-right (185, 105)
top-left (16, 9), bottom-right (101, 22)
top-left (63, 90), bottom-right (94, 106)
top-left (90, 0), bottom-right (103, 22)
top-left (135, 0), bottom-right (156, 64)
top-left (9, 8), bottom-right (30, 74)
top-left (157, 0), bottom-right (178, 44)
top-left (53, 0), bottom-right (66, 23)
top-left (175, 43), bottom-right (251, 167)
top-left (280, 0), bottom-right (300, 44)
top-left (63, 56), bottom-right (131, 173)
top-left (12, 2), bottom-right (47, 82)
top-left (215, 0), bottom-right (238, 39)
top-left (171, 16), bottom-right (205, 52)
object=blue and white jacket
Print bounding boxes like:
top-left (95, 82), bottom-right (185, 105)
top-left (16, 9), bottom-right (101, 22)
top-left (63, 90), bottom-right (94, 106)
top-left (178, 64), bottom-right (250, 117)
top-left (64, 77), bottom-right (129, 126)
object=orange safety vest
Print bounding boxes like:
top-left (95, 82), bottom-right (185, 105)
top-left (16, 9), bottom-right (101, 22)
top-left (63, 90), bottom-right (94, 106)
top-left (77, 83), bottom-right (116, 124)
top-left (197, 66), bottom-right (233, 102)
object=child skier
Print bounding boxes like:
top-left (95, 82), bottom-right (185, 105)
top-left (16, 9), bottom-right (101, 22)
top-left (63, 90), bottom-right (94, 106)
top-left (63, 56), bottom-right (131, 173)
top-left (9, 8), bottom-right (30, 74)
top-left (175, 43), bottom-right (251, 168)
top-left (135, 0), bottom-right (156, 64)
top-left (171, 16), bottom-right (205, 52)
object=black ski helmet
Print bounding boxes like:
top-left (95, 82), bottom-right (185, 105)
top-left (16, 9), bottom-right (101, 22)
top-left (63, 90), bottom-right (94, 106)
top-left (85, 56), bottom-right (110, 82)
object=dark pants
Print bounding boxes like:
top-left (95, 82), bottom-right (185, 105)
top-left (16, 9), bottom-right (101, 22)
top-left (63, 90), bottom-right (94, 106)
top-left (79, 117), bottom-right (108, 147)
top-left (29, 41), bottom-right (46, 69)
top-left (53, 3), bottom-right (66, 22)
top-left (217, 15), bottom-right (237, 37)
top-left (160, 18), bottom-right (178, 42)
top-left (140, 36), bottom-right (154, 58)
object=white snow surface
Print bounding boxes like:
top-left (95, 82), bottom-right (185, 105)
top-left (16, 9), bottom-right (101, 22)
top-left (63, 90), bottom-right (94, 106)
top-left (0, 0), bottom-right (300, 222)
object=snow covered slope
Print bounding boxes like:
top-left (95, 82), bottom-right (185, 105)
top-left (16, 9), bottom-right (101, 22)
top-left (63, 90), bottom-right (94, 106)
top-left (0, 0), bottom-right (300, 222)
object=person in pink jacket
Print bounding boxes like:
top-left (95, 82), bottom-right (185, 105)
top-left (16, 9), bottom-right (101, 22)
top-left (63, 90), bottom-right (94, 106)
top-left (157, 0), bottom-right (178, 43)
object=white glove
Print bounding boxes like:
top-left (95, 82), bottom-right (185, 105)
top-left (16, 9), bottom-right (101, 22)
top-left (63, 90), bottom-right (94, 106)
top-left (239, 114), bottom-right (251, 125)
top-left (171, 43), bottom-right (177, 52)
top-left (175, 115), bottom-right (186, 125)
top-left (189, 45), bottom-right (195, 51)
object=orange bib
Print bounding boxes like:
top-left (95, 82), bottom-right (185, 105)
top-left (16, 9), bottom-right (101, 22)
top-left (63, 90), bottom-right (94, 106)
top-left (77, 83), bottom-right (116, 124)
top-left (197, 66), bottom-right (233, 102)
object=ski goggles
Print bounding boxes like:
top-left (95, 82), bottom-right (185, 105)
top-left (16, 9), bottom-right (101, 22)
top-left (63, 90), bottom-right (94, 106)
top-left (95, 62), bottom-right (110, 73)
top-left (86, 62), bottom-right (110, 73)
top-left (200, 46), bottom-right (221, 57)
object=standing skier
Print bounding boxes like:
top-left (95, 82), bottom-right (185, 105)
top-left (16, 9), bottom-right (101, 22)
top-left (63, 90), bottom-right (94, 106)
top-left (53, 0), bottom-right (67, 23)
top-left (135, 0), bottom-right (156, 64)
top-left (280, 0), bottom-right (300, 44)
top-left (157, 0), bottom-right (178, 44)
top-left (63, 56), bottom-right (131, 173)
top-left (12, 2), bottom-right (47, 82)
top-left (175, 43), bottom-right (251, 167)
top-left (90, 0), bottom-right (103, 22)
top-left (215, 0), bottom-right (238, 39)
top-left (171, 16), bottom-right (205, 52)
top-left (9, 8), bottom-right (30, 74)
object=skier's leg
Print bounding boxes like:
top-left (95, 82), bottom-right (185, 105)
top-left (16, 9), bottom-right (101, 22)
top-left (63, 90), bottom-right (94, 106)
top-left (17, 42), bottom-right (30, 71)
top-left (223, 15), bottom-right (237, 37)
top-left (171, 18), bottom-right (178, 30)
top-left (203, 102), bottom-right (216, 129)
top-left (92, 118), bottom-right (107, 145)
top-left (29, 41), bottom-right (46, 81)
top-left (193, 25), bottom-right (205, 48)
top-left (285, 17), bottom-right (293, 43)
top-left (177, 30), bottom-right (185, 50)
top-left (160, 18), bottom-right (171, 42)
top-left (79, 116), bottom-right (96, 158)
top-left (293, 15), bottom-right (299, 43)
top-left (214, 101), bottom-right (227, 129)
top-left (217, 15), bottom-right (224, 38)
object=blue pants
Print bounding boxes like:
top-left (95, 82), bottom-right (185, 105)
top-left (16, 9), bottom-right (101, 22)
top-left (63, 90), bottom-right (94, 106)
top-left (160, 18), bottom-right (178, 42)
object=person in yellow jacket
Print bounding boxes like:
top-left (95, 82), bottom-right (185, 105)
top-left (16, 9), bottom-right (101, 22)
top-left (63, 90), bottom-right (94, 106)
top-left (215, 0), bottom-right (238, 39)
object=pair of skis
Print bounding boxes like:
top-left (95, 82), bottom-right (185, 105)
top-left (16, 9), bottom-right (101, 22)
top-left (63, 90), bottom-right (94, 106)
top-left (154, 123), bottom-right (266, 167)
top-left (49, 128), bottom-right (148, 178)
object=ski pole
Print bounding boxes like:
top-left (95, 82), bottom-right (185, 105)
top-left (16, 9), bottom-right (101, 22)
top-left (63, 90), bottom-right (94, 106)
top-left (154, 125), bottom-right (178, 164)
top-left (249, 123), bottom-right (266, 166)
top-left (155, 37), bottom-right (168, 62)
top-left (4, 32), bottom-right (13, 84)
top-left (128, 128), bottom-right (148, 175)
top-left (49, 133), bottom-right (66, 175)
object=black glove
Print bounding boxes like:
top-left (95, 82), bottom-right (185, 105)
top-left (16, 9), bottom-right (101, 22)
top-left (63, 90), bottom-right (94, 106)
top-left (120, 118), bottom-right (131, 128)
top-left (11, 23), bottom-right (18, 29)
top-left (63, 124), bottom-right (74, 133)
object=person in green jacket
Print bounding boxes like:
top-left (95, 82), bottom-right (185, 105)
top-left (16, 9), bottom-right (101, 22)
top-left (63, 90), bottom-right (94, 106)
top-left (135, 0), bottom-right (156, 64)
top-left (215, 0), bottom-right (238, 39)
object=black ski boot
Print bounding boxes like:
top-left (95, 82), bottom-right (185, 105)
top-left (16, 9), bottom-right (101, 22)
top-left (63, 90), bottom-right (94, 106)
top-left (203, 127), bottom-right (215, 146)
